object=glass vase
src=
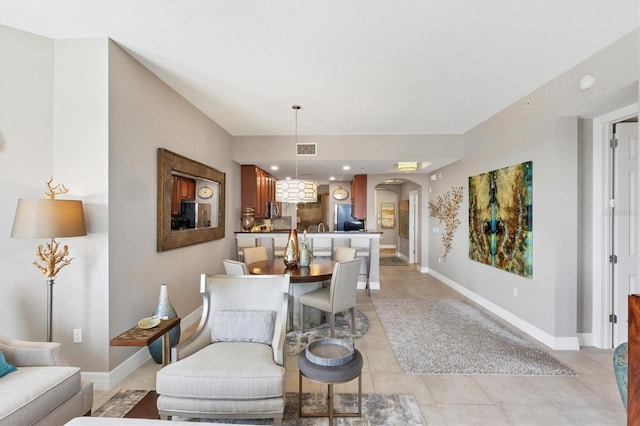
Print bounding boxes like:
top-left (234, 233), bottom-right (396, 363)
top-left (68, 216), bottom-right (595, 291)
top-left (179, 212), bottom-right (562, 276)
top-left (283, 229), bottom-right (299, 269)
top-left (148, 283), bottom-right (181, 364)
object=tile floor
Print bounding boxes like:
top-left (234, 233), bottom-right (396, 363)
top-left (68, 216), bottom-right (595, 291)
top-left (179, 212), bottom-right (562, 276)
top-left (94, 256), bottom-right (627, 425)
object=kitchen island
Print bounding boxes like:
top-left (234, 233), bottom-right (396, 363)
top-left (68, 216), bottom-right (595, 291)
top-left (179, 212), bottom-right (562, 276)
top-left (235, 231), bottom-right (382, 291)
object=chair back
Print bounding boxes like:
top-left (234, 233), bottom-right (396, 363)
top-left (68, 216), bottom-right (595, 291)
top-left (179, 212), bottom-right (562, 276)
top-left (243, 246), bottom-right (268, 265)
top-left (329, 259), bottom-right (361, 313)
top-left (236, 237), bottom-right (256, 260)
top-left (223, 259), bottom-right (249, 275)
top-left (334, 246), bottom-right (357, 262)
top-left (199, 274), bottom-right (290, 363)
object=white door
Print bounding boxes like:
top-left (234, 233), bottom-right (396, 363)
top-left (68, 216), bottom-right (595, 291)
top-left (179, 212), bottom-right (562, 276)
top-left (612, 122), bottom-right (639, 347)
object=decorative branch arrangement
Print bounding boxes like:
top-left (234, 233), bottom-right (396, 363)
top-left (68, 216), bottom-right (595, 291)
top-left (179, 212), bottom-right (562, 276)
top-left (428, 186), bottom-right (464, 259)
top-left (44, 177), bottom-right (68, 200)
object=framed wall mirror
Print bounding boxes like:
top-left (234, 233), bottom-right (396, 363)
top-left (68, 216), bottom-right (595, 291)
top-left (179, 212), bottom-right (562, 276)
top-left (157, 148), bottom-right (225, 251)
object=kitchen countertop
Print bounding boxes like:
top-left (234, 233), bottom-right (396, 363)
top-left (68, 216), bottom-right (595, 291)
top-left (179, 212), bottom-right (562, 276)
top-left (234, 230), bottom-right (382, 234)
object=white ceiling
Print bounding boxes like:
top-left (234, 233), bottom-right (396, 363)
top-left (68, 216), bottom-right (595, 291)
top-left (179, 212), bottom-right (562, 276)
top-left (1, 1), bottom-right (638, 181)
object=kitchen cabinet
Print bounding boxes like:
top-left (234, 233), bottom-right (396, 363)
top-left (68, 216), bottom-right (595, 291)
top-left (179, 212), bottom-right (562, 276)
top-left (171, 175), bottom-right (196, 216)
top-left (241, 165), bottom-right (280, 218)
top-left (351, 174), bottom-right (367, 219)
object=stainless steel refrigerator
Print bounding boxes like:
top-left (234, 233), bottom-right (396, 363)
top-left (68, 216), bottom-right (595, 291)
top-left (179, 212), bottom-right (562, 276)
top-left (334, 204), bottom-right (364, 231)
top-left (181, 201), bottom-right (212, 228)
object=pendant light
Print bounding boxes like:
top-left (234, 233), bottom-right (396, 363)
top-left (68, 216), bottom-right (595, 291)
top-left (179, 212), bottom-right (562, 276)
top-left (275, 105), bottom-right (318, 203)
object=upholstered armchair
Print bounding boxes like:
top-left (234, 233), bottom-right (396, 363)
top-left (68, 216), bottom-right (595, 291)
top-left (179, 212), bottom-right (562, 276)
top-left (156, 274), bottom-right (289, 425)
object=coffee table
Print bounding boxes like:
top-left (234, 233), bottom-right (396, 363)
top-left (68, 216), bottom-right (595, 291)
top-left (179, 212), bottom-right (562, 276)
top-left (298, 347), bottom-right (363, 423)
top-left (110, 317), bottom-right (181, 366)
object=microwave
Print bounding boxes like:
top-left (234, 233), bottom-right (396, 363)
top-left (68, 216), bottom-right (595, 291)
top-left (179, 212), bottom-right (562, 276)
top-left (266, 201), bottom-right (280, 218)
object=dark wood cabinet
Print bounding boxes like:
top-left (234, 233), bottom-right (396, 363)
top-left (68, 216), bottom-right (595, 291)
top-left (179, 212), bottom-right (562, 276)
top-left (171, 176), bottom-right (196, 216)
top-left (351, 174), bottom-right (367, 219)
top-left (241, 165), bottom-right (279, 219)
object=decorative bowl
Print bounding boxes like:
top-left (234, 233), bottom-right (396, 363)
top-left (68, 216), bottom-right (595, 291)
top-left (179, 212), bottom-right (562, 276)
top-left (305, 338), bottom-right (354, 366)
top-left (138, 316), bottom-right (161, 329)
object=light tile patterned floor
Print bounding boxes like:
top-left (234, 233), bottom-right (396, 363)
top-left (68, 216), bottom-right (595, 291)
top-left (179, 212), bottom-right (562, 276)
top-left (95, 256), bottom-right (626, 425)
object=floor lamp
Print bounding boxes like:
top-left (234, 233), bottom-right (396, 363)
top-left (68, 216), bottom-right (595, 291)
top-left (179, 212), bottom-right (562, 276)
top-left (11, 180), bottom-right (86, 342)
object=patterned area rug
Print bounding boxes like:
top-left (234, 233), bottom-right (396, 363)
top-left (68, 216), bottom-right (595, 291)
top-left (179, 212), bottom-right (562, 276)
top-left (373, 298), bottom-right (577, 375)
top-left (286, 311), bottom-right (370, 356)
top-left (379, 256), bottom-right (408, 266)
top-left (94, 390), bottom-right (424, 425)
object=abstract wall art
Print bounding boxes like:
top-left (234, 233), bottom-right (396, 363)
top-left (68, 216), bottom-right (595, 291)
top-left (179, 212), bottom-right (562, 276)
top-left (468, 161), bottom-right (533, 278)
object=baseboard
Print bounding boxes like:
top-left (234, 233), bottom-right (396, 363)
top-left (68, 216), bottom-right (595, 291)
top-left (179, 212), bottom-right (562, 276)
top-left (426, 269), bottom-right (580, 351)
top-left (82, 306), bottom-right (203, 390)
top-left (578, 332), bottom-right (595, 347)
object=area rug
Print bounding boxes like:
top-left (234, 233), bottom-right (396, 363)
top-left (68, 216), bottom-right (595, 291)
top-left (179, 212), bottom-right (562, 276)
top-left (94, 390), bottom-right (424, 425)
top-left (379, 256), bottom-right (408, 266)
top-left (372, 298), bottom-right (577, 376)
top-left (286, 310), bottom-right (370, 356)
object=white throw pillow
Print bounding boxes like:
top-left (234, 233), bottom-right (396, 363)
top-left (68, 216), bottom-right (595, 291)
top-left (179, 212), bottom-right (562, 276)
top-left (211, 310), bottom-right (276, 345)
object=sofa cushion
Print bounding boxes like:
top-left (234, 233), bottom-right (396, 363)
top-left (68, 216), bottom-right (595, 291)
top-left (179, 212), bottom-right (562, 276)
top-left (211, 310), bottom-right (275, 345)
top-left (0, 365), bottom-right (80, 424)
top-left (156, 342), bottom-right (284, 400)
top-left (0, 351), bottom-right (17, 378)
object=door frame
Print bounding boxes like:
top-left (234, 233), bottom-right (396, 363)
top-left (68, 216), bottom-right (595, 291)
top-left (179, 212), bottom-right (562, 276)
top-left (592, 103), bottom-right (638, 348)
top-left (409, 190), bottom-right (418, 263)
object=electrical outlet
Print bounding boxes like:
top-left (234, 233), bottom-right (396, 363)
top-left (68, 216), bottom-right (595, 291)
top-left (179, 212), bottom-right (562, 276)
top-left (513, 288), bottom-right (518, 298)
top-left (73, 329), bottom-right (82, 343)
top-left (432, 227), bottom-right (440, 233)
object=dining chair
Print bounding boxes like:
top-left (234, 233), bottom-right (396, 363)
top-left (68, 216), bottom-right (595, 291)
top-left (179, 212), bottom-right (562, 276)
top-left (243, 246), bottom-right (268, 265)
top-left (236, 237), bottom-right (256, 261)
top-left (223, 259), bottom-right (249, 275)
top-left (334, 246), bottom-right (357, 262)
top-left (298, 259), bottom-right (361, 336)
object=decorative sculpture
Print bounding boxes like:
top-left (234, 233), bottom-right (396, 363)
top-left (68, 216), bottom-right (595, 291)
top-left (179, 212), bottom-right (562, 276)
top-left (428, 186), bottom-right (464, 259)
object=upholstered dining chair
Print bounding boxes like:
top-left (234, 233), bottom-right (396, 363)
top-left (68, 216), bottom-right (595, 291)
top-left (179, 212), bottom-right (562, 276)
top-left (156, 274), bottom-right (289, 425)
top-left (223, 259), bottom-right (249, 275)
top-left (243, 246), bottom-right (268, 265)
top-left (299, 259), bottom-right (361, 337)
top-left (334, 246), bottom-right (357, 262)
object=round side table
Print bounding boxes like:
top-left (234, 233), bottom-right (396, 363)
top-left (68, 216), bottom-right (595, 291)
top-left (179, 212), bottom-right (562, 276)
top-left (298, 348), bottom-right (363, 424)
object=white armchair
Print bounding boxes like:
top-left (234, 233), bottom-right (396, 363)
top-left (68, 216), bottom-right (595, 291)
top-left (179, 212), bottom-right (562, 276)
top-left (156, 274), bottom-right (289, 425)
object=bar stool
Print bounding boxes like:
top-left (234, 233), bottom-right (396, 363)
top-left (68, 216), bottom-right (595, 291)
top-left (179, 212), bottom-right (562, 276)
top-left (350, 237), bottom-right (371, 296)
top-left (311, 236), bottom-right (332, 258)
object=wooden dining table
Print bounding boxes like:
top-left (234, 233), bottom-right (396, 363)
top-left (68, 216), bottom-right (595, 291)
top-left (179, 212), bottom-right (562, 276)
top-left (247, 258), bottom-right (336, 330)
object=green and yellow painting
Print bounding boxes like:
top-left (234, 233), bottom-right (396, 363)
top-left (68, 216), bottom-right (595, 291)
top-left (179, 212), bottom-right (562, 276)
top-left (468, 161), bottom-right (532, 278)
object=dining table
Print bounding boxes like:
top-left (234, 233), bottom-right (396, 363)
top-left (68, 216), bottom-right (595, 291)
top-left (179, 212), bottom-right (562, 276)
top-left (247, 258), bottom-right (336, 331)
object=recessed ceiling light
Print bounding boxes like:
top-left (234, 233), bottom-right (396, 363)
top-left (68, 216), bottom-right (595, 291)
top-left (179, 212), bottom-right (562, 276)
top-left (343, 165), bottom-right (351, 170)
top-left (285, 176), bottom-right (291, 180)
top-left (329, 176), bottom-right (336, 181)
top-left (270, 165), bottom-right (279, 171)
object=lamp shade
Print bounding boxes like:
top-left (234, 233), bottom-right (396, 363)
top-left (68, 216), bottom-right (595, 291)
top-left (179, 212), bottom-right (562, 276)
top-left (275, 179), bottom-right (318, 203)
top-left (11, 199), bottom-right (87, 239)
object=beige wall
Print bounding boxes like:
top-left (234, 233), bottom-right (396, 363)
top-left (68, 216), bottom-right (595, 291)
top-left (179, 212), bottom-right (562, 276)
top-left (428, 29), bottom-right (638, 346)
top-left (0, 27), bottom-right (237, 376)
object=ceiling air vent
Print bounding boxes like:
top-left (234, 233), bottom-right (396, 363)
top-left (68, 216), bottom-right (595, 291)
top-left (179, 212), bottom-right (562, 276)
top-left (297, 143), bottom-right (317, 156)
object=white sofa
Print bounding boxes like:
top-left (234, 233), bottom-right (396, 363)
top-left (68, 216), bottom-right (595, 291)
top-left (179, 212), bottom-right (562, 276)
top-left (0, 336), bottom-right (93, 426)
